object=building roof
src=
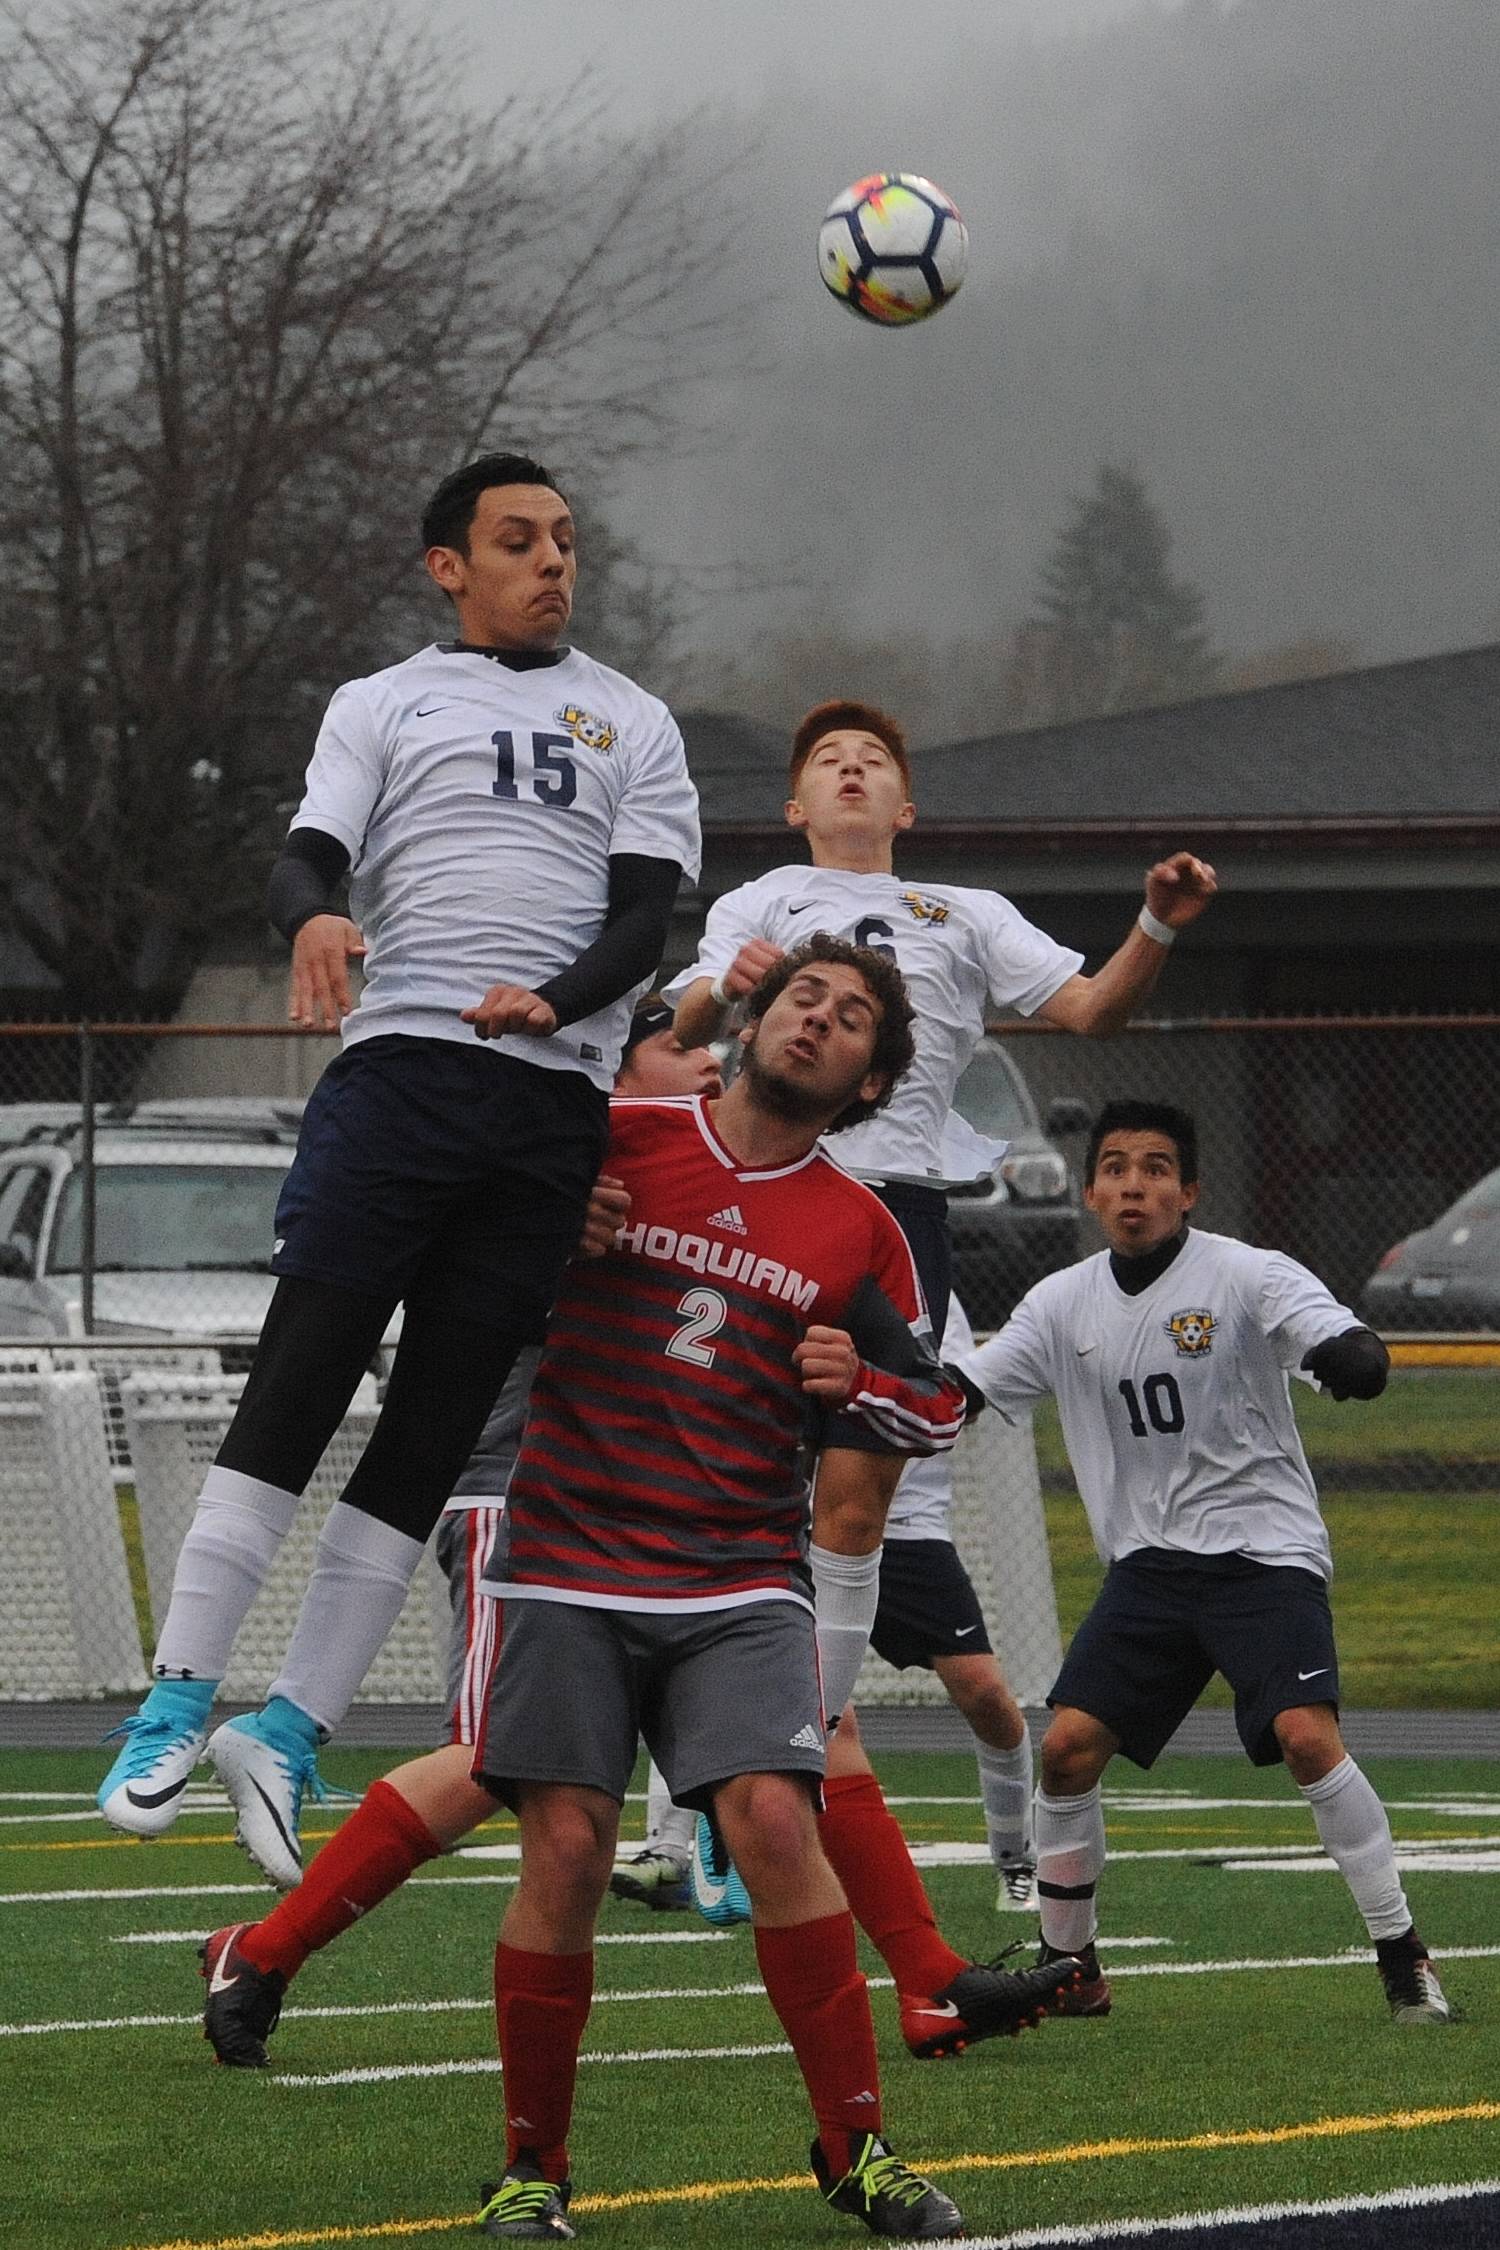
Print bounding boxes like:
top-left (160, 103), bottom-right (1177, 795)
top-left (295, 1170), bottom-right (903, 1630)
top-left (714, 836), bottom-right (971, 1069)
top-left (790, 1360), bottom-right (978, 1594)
top-left (680, 640), bottom-right (1500, 840)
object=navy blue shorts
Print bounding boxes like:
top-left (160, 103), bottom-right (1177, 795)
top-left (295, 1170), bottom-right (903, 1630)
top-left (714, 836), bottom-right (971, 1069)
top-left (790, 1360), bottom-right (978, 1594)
top-left (272, 1036), bottom-right (608, 1327)
top-left (822, 1180), bottom-right (951, 1457)
top-left (1049, 1548), bottom-right (1340, 1769)
top-left (871, 1538), bottom-right (992, 1670)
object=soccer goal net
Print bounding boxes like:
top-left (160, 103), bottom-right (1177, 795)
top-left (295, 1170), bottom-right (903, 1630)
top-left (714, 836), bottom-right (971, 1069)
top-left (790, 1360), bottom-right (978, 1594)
top-left (0, 1349), bottom-right (1060, 1711)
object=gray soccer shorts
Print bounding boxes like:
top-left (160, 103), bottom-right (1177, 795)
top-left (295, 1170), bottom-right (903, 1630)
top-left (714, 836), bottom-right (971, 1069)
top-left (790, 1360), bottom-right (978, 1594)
top-left (472, 1595), bottom-right (826, 1812)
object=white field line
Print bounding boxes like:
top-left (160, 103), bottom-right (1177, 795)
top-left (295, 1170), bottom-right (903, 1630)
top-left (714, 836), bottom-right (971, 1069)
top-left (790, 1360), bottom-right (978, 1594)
top-left (112, 1924), bottom-right (733, 1947)
top-left (0, 1872), bottom-right (521, 1906)
top-left (911, 1835), bottom-right (1500, 1866)
top-left (279, 2042), bottom-right (793, 2087)
top-left (0, 1976), bottom-right (859, 2040)
top-left (1226, 1849), bottom-right (1500, 1874)
top-left (10, 1945), bottom-right (1497, 2047)
top-left (962, 2176), bottom-right (1500, 2248)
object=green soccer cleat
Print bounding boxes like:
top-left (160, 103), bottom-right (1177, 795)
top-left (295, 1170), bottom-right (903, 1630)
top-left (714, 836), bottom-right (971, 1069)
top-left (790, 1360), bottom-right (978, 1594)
top-left (608, 1846), bottom-right (691, 1912)
top-left (478, 2162), bottom-right (576, 2240)
top-left (811, 2132), bottom-right (964, 2238)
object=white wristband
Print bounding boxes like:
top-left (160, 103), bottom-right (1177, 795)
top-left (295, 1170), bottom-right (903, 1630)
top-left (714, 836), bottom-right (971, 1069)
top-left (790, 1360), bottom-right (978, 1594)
top-left (709, 973), bottom-right (732, 1008)
top-left (1137, 905), bottom-right (1177, 947)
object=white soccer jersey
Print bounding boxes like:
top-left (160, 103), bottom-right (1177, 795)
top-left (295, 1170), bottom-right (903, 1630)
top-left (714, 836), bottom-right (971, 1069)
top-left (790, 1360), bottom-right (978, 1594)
top-left (885, 1296), bottom-right (975, 1542)
top-left (290, 644), bottom-right (701, 1090)
top-left (662, 866), bottom-right (1081, 1184)
top-left (959, 1230), bottom-right (1363, 1581)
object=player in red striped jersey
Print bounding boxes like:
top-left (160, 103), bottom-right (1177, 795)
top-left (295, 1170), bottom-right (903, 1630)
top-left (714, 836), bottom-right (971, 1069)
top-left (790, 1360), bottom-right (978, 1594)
top-left (467, 937), bottom-right (1078, 2242)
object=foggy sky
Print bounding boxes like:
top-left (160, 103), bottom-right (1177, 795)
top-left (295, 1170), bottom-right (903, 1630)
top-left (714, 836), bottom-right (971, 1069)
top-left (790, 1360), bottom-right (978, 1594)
top-left (405, 0), bottom-right (1500, 697)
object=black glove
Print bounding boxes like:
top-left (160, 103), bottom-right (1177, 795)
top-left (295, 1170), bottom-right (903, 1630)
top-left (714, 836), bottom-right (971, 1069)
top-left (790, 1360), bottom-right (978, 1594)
top-left (1300, 1326), bottom-right (1389, 1401)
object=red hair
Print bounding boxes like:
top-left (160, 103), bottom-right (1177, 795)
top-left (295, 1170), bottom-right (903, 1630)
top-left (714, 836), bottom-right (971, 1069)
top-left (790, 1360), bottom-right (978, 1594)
top-left (788, 700), bottom-right (911, 795)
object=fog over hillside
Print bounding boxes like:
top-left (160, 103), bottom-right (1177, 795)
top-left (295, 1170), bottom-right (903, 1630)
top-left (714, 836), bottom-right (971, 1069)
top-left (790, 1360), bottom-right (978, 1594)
top-left (418, 0), bottom-right (1500, 707)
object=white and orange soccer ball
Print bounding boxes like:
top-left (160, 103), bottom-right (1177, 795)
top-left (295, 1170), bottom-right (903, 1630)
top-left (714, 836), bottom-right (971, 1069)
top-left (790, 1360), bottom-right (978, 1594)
top-left (817, 172), bottom-right (968, 326)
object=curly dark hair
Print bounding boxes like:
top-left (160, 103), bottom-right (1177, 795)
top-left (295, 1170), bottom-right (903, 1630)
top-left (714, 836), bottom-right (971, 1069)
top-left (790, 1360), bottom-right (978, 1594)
top-left (742, 933), bottom-right (917, 1134)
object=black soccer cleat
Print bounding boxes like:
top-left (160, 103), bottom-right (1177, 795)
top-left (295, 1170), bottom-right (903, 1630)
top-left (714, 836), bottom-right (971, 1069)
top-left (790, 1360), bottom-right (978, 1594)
top-left (478, 2158), bottom-right (576, 2239)
top-left (199, 1923), bottom-right (286, 2067)
top-left (900, 1939), bottom-right (1084, 2057)
top-left (1375, 1928), bottom-right (1455, 2025)
top-left (1038, 1937), bottom-right (1112, 2018)
top-left (811, 2131), bottom-right (964, 2238)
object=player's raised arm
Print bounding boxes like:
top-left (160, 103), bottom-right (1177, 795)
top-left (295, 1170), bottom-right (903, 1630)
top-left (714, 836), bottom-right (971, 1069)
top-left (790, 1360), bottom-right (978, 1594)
top-left (673, 936), bottom-right (785, 1048)
top-left (828, 1275), bottom-right (968, 1456)
top-left (1034, 851), bottom-right (1218, 1038)
top-left (954, 1288), bottom-right (1058, 1423)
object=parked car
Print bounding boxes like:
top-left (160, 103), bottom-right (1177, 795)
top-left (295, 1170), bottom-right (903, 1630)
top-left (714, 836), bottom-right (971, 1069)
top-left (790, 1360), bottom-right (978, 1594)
top-left (944, 1038), bottom-right (1090, 1331)
top-left (0, 1104), bottom-right (307, 1361)
top-left (1359, 1162), bottom-right (1500, 1331)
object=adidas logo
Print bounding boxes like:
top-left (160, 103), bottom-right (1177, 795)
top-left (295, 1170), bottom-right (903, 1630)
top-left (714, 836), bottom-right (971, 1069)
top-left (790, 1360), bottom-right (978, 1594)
top-left (707, 1203), bottom-right (748, 1234)
top-left (788, 1722), bottom-right (822, 1751)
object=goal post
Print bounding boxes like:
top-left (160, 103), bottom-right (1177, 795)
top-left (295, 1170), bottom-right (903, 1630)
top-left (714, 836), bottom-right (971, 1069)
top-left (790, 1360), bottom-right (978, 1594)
top-left (855, 1405), bottom-right (1063, 1709)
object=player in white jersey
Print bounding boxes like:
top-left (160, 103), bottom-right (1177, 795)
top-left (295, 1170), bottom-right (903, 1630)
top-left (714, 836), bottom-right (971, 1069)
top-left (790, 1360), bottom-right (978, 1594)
top-left (99, 454), bottom-right (701, 1885)
top-left (665, 699), bottom-right (1216, 1818)
top-left (958, 1099), bottom-right (1455, 2026)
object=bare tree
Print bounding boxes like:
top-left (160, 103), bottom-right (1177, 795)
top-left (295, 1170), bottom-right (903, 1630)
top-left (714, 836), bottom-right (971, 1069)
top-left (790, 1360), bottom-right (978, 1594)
top-left (0, 0), bottom-right (743, 1015)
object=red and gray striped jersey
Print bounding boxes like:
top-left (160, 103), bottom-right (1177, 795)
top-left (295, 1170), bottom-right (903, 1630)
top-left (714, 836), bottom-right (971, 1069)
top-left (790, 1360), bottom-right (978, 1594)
top-left (490, 1094), bottom-right (968, 1614)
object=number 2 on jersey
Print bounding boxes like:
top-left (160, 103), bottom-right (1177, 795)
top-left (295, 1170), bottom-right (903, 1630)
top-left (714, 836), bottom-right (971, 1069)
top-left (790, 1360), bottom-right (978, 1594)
top-left (492, 730), bottom-right (578, 808)
top-left (665, 1286), bottom-right (728, 1369)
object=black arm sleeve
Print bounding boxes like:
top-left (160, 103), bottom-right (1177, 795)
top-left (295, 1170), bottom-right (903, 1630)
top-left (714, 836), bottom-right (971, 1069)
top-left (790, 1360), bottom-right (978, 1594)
top-left (533, 853), bottom-right (685, 1028)
top-left (1299, 1325), bottom-right (1390, 1401)
top-left (266, 827), bottom-right (352, 944)
top-left (946, 1363), bottom-right (989, 1422)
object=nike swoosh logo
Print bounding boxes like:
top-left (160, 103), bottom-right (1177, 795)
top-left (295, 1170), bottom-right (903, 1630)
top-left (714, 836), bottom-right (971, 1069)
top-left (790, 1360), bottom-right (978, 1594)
top-left (1076, 1342), bottom-right (1096, 1356)
top-left (415, 703), bottom-right (453, 717)
top-left (908, 2000), bottom-right (961, 2020)
top-left (954, 1625), bottom-right (979, 1637)
top-left (1297, 1667), bottom-right (1331, 1681)
top-left (125, 1776), bottom-right (190, 1810)
top-left (247, 1774), bottom-right (301, 1864)
top-left (786, 902), bottom-right (817, 915)
top-left (208, 1931), bottom-right (245, 1995)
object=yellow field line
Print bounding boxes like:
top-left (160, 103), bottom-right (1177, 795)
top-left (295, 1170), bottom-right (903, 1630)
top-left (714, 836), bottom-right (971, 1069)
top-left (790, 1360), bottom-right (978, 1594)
top-left (132, 2097), bottom-right (1500, 2250)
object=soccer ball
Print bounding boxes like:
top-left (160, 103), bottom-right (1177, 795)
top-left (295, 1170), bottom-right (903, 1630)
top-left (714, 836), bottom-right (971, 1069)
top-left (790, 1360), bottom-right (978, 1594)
top-left (817, 173), bottom-right (968, 326)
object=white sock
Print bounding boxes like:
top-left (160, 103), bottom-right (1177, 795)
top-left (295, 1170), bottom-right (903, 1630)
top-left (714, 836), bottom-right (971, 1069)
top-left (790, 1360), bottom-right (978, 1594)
top-left (1298, 1755), bottom-right (1413, 1941)
top-left (153, 1466), bottom-right (301, 1679)
top-left (645, 1762), bottom-right (694, 1863)
top-left (811, 1542), bottom-right (882, 1724)
top-left (1034, 1783), bottom-right (1106, 1954)
top-left (976, 1730), bottom-right (1035, 1871)
top-left (269, 1501), bottom-right (425, 1734)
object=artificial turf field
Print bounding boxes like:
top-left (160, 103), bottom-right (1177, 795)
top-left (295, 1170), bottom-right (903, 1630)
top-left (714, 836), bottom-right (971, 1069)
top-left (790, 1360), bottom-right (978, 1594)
top-left (2, 1748), bottom-right (1495, 2250)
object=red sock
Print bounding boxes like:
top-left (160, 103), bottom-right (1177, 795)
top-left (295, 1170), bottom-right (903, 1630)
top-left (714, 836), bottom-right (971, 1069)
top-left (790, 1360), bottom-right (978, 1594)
top-left (238, 1779), bottom-right (441, 1980)
top-left (494, 1942), bottom-right (594, 2183)
top-left (820, 1769), bottom-right (965, 1996)
top-left (755, 1910), bottom-right (881, 2177)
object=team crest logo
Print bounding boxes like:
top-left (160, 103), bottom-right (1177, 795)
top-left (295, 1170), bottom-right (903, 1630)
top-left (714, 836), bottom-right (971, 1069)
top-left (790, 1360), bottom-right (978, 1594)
top-left (1164, 1308), bottom-right (1216, 1356)
top-left (899, 890), bottom-right (950, 925)
top-left (555, 703), bottom-right (617, 753)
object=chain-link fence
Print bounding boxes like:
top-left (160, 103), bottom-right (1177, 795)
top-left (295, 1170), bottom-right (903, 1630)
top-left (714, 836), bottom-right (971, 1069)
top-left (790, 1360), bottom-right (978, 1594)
top-left (1, 1015), bottom-right (1495, 1705)
top-left (3, 1014), bottom-right (1496, 1340)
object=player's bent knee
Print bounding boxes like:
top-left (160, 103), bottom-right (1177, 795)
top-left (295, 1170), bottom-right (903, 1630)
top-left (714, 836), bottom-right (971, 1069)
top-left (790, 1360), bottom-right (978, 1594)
top-left (1273, 1703), bottom-right (1344, 1781)
top-left (1041, 1708), bottom-right (1115, 1793)
top-left (517, 1786), bottom-right (618, 1901)
top-left (715, 1771), bottom-right (817, 1877)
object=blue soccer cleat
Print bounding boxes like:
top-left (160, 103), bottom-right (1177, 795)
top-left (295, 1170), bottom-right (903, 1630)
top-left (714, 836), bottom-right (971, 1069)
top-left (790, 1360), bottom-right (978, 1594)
top-left (98, 1677), bottom-right (217, 1836)
top-left (691, 1810), bottom-right (752, 1927)
top-left (206, 1696), bottom-right (343, 1892)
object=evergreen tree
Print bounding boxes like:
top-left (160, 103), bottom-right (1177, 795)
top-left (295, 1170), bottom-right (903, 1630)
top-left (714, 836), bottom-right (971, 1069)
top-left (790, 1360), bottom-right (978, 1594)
top-left (1008, 464), bottom-right (1220, 725)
